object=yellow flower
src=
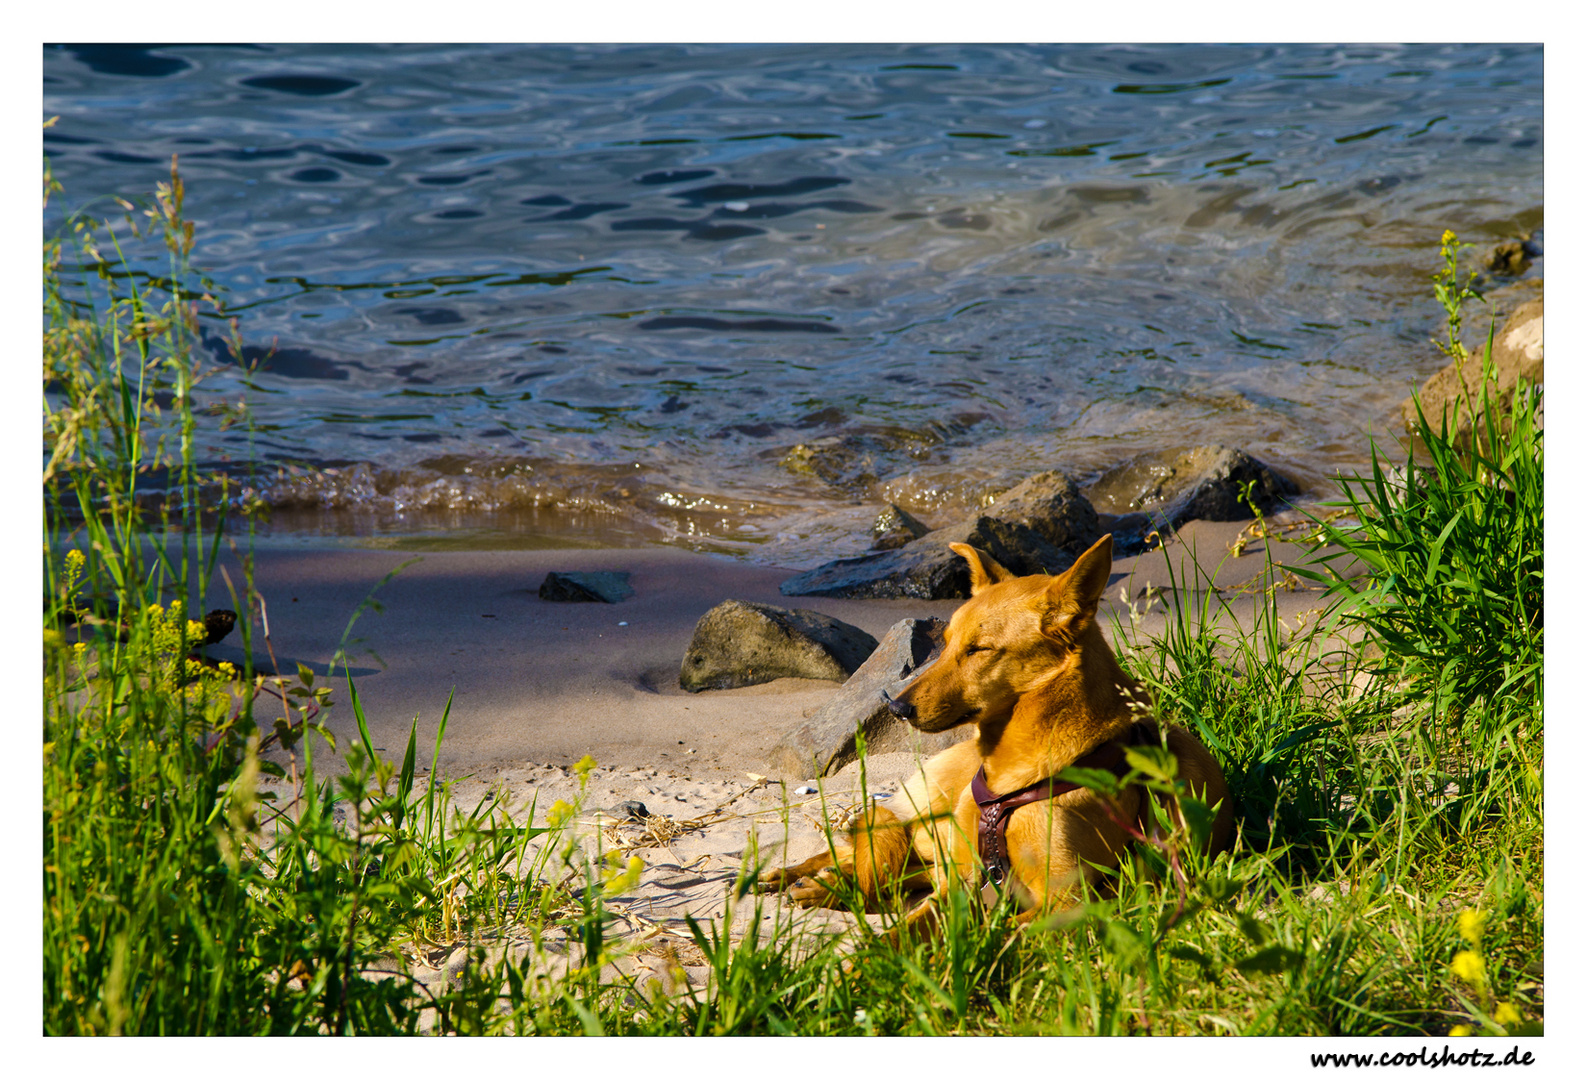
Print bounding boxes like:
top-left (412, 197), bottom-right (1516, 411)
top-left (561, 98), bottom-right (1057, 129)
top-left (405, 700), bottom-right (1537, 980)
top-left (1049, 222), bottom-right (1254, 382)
top-left (1441, 229), bottom-right (1457, 246)
top-left (1449, 1024), bottom-right (1472, 1037)
top-left (602, 854), bottom-right (644, 894)
top-left (574, 754), bottom-right (598, 781)
top-left (1494, 1002), bottom-right (1521, 1027)
top-left (1451, 950), bottom-right (1485, 987)
top-left (1457, 908), bottom-right (1486, 947)
top-left (547, 799), bottom-right (574, 828)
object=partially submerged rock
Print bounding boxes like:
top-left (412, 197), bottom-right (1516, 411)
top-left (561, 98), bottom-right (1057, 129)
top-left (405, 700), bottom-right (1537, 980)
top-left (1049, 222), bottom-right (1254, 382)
top-left (1486, 239), bottom-right (1533, 277)
top-left (870, 503), bottom-right (931, 550)
top-left (778, 429), bottom-right (939, 493)
top-left (1484, 232), bottom-right (1540, 278)
top-left (1402, 296), bottom-right (1543, 447)
top-left (779, 435), bottom-right (888, 492)
top-left (539, 571), bottom-right (634, 603)
top-left (679, 600), bottom-right (878, 692)
top-left (779, 515), bottom-right (1072, 599)
top-left (1085, 445), bottom-right (1296, 530)
top-left (766, 617), bottom-right (962, 780)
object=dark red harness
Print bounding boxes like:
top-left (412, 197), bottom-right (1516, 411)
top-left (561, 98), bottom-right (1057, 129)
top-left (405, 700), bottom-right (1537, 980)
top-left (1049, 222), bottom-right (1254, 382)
top-left (971, 722), bottom-right (1153, 902)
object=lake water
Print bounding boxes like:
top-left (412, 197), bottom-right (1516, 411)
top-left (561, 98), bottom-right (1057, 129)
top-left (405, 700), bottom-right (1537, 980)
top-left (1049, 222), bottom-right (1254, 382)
top-left (43, 43), bottom-right (1543, 567)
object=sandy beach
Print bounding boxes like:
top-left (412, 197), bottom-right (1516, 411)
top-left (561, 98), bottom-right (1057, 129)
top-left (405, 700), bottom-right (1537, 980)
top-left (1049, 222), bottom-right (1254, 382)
top-left (199, 514), bottom-right (1353, 994)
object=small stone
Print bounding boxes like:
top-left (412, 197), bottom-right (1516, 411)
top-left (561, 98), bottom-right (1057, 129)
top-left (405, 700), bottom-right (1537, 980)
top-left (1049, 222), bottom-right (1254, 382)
top-left (615, 800), bottom-right (649, 821)
top-left (538, 571), bottom-right (634, 603)
top-left (203, 609), bottom-right (237, 644)
top-left (794, 785), bottom-right (818, 795)
top-left (679, 600), bottom-right (879, 692)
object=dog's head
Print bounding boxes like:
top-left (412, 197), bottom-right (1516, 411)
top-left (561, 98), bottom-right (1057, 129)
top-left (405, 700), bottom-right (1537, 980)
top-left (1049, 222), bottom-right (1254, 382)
top-left (885, 533), bottom-right (1116, 733)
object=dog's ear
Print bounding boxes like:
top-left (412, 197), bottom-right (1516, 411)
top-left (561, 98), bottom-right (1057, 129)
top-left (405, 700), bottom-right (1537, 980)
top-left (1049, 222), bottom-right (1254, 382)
top-left (950, 543), bottom-right (1017, 595)
top-left (1039, 534), bottom-right (1114, 642)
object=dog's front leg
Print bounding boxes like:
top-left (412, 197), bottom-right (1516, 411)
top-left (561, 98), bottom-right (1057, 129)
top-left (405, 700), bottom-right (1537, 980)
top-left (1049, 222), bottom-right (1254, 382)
top-left (758, 848), bottom-right (838, 891)
top-left (758, 847), bottom-right (856, 909)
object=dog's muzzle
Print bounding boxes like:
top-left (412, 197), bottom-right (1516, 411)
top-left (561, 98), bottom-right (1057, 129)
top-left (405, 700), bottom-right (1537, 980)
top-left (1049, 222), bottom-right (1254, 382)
top-left (881, 687), bottom-right (976, 732)
top-left (880, 688), bottom-right (916, 721)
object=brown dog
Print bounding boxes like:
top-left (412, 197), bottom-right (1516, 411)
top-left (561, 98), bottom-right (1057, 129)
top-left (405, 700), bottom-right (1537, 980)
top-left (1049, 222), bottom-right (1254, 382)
top-left (760, 534), bottom-right (1232, 935)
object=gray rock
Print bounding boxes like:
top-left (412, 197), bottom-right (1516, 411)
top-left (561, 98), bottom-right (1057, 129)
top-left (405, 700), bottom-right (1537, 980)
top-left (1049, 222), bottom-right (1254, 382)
top-left (870, 503), bottom-right (931, 550)
top-left (1085, 445), bottom-right (1297, 530)
top-left (780, 515), bottom-right (1073, 599)
top-left (539, 571), bottom-right (634, 603)
top-left (679, 600), bottom-right (879, 692)
top-left (980, 470), bottom-right (1102, 553)
top-left (766, 618), bottom-right (962, 780)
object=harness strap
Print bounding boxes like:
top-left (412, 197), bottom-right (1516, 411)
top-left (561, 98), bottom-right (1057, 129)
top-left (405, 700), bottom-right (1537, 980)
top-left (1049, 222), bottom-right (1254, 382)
top-left (971, 722), bottom-right (1153, 896)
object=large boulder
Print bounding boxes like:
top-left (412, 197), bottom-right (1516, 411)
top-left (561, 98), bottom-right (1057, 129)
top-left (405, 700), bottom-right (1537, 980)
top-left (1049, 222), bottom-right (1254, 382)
top-left (1085, 445), bottom-right (1296, 530)
top-left (779, 515), bottom-right (1073, 599)
top-left (1403, 295), bottom-right (1543, 446)
top-left (766, 617), bottom-right (962, 780)
top-left (979, 470), bottom-right (1102, 552)
top-left (679, 600), bottom-right (878, 692)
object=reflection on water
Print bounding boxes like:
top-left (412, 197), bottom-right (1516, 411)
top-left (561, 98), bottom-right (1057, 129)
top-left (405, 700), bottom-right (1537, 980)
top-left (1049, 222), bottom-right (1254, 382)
top-left (43, 44), bottom-right (1543, 566)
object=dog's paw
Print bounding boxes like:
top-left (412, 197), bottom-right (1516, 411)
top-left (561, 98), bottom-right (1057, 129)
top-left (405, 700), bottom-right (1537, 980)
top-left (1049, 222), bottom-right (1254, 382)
top-left (785, 868), bottom-right (844, 908)
top-left (757, 867), bottom-right (798, 892)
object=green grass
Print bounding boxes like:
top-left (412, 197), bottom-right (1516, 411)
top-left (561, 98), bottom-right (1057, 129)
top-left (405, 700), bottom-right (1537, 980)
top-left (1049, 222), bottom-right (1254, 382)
top-left (43, 155), bottom-right (1541, 1037)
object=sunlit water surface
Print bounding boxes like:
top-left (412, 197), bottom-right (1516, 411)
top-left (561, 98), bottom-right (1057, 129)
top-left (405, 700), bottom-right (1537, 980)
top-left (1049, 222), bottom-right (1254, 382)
top-left (44, 43), bottom-right (1543, 566)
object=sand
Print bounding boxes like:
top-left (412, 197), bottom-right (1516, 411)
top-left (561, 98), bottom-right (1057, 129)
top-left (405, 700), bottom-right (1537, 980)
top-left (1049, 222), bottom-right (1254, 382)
top-left (212, 513), bottom-right (1354, 993)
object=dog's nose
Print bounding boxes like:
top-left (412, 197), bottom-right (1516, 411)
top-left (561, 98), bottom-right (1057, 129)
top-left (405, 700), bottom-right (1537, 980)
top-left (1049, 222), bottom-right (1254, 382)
top-left (880, 689), bottom-right (916, 721)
